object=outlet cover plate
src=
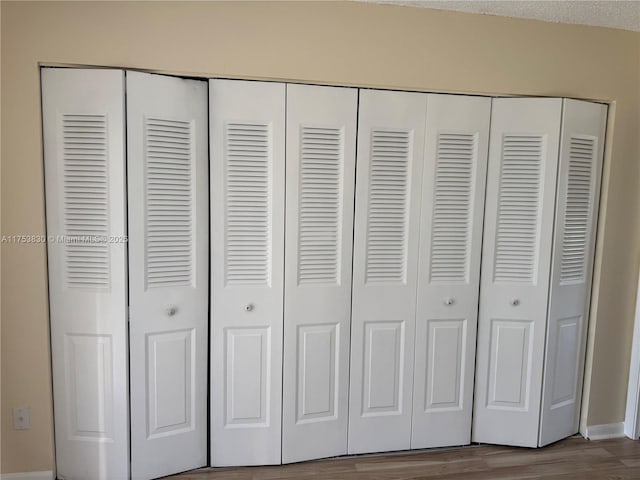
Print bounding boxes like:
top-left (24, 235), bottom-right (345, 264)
top-left (13, 407), bottom-right (31, 430)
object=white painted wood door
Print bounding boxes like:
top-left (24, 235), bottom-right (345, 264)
top-left (127, 71), bottom-right (208, 479)
top-left (473, 98), bottom-right (562, 447)
top-left (210, 79), bottom-right (285, 466)
top-left (411, 94), bottom-right (490, 449)
top-left (348, 89), bottom-right (427, 454)
top-left (539, 99), bottom-right (606, 446)
top-left (282, 84), bottom-right (358, 463)
top-left (42, 68), bottom-right (129, 480)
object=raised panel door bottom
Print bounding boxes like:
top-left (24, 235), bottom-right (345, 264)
top-left (224, 326), bottom-right (271, 428)
top-left (64, 333), bottom-right (114, 441)
top-left (487, 319), bottom-right (534, 411)
top-left (146, 328), bottom-right (195, 439)
top-left (362, 320), bottom-right (405, 417)
top-left (296, 323), bottom-right (339, 424)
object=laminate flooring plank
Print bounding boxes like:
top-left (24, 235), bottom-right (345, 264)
top-left (166, 437), bottom-right (640, 480)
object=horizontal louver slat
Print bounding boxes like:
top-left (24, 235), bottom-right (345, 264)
top-left (560, 136), bottom-right (595, 284)
top-left (430, 132), bottom-right (475, 283)
top-left (145, 117), bottom-right (193, 288)
top-left (63, 114), bottom-right (110, 288)
top-left (298, 126), bottom-right (343, 285)
top-left (365, 129), bottom-right (411, 284)
top-left (494, 134), bottom-right (543, 283)
top-left (225, 123), bottom-right (271, 286)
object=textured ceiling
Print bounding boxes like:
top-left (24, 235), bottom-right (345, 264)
top-left (361, 1), bottom-right (640, 31)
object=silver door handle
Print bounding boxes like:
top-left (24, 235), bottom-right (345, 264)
top-left (166, 306), bottom-right (178, 317)
top-left (511, 299), bottom-right (520, 306)
top-left (444, 297), bottom-right (455, 306)
top-left (244, 304), bottom-right (254, 312)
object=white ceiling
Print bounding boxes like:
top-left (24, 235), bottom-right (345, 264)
top-left (362, 1), bottom-right (640, 32)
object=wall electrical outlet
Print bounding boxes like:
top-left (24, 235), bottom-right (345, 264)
top-left (13, 407), bottom-right (31, 430)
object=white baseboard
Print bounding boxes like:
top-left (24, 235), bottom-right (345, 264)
top-left (585, 422), bottom-right (625, 440)
top-left (0, 471), bottom-right (54, 480)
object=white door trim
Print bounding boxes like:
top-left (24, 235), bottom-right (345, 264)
top-left (624, 268), bottom-right (640, 440)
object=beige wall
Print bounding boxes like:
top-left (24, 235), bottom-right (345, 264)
top-left (2, 1), bottom-right (639, 473)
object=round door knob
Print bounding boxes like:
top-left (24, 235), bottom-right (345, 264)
top-left (511, 299), bottom-right (520, 306)
top-left (244, 304), bottom-right (254, 312)
top-left (444, 297), bottom-right (455, 306)
top-left (166, 306), bottom-right (177, 317)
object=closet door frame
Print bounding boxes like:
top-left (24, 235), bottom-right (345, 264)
top-left (625, 267), bottom-right (640, 440)
top-left (41, 66), bottom-right (613, 472)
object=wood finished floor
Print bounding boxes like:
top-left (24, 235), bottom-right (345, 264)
top-left (167, 436), bottom-right (640, 480)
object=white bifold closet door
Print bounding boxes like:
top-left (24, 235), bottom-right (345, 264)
top-left (127, 71), bottom-right (208, 479)
top-left (210, 80), bottom-right (286, 466)
top-left (473, 98), bottom-right (563, 447)
top-left (42, 68), bottom-right (129, 480)
top-left (539, 99), bottom-right (606, 446)
top-left (348, 89), bottom-right (427, 454)
top-left (282, 84), bottom-right (358, 463)
top-left (411, 94), bottom-right (490, 449)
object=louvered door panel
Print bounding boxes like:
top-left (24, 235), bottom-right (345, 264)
top-left (560, 136), bottom-right (595, 284)
top-left (145, 117), bottom-right (193, 288)
top-left (412, 95), bottom-right (490, 449)
top-left (210, 80), bottom-right (285, 466)
top-left (494, 135), bottom-right (544, 283)
top-left (127, 71), bottom-right (208, 480)
top-left (42, 68), bottom-right (129, 480)
top-left (297, 125), bottom-right (342, 285)
top-left (473, 98), bottom-right (562, 447)
top-left (349, 89), bottom-right (427, 454)
top-left (62, 114), bottom-right (111, 288)
top-left (283, 84), bottom-right (357, 463)
top-left (365, 129), bottom-right (411, 284)
top-left (540, 99), bottom-right (607, 446)
top-left (225, 122), bottom-right (271, 286)
top-left (429, 132), bottom-right (474, 283)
